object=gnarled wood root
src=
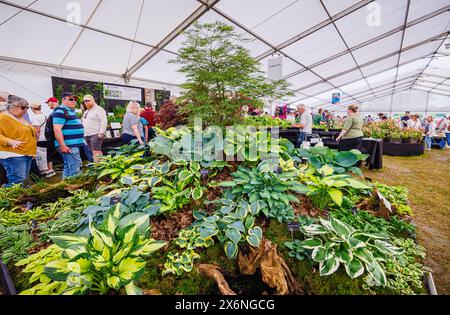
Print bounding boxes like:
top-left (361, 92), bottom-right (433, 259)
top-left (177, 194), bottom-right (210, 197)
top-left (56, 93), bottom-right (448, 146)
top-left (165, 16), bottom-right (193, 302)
top-left (238, 238), bottom-right (303, 295)
top-left (197, 264), bottom-right (237, 295)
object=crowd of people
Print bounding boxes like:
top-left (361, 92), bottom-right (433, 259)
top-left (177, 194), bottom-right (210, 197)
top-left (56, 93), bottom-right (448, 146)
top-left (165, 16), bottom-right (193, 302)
top-left (0, 91), bottom-right (156, 188)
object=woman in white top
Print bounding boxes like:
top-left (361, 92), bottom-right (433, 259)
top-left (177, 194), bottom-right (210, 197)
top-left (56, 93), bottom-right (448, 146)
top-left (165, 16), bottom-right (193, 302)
top-left (406, 114), bottom-right (421, 130)
top-left (30, 102), bottom-right (53, 175)
top-left (424, 116), bottom-right (436, 150)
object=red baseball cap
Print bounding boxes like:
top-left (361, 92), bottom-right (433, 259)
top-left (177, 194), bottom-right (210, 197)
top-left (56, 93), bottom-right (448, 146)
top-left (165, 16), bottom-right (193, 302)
top-left (46, 97), bottom-right (58, 103)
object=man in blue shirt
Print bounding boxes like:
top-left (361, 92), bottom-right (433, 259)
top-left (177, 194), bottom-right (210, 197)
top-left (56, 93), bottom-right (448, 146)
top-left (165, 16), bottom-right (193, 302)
top-left (53, 92), bottom-right (85, 178)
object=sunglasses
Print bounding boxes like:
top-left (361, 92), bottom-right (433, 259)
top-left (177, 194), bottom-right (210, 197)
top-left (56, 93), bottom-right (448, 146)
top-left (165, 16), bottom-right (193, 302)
top-left (16, 106), bottom-right (29, 110)
top-left (68, 98), bottom-right (77, 102)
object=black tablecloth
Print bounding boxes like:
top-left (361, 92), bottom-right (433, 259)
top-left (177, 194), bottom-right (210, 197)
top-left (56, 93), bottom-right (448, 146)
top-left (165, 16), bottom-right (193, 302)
top-left (382, 142), bottom-right (424, 156)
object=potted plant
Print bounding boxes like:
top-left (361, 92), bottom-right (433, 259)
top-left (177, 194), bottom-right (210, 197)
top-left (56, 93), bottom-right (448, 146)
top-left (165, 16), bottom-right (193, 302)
top-left (390, 130), bottom-right (402, 143)
top-left (410, 130), bottom-right (423, 144)
top-left (402, 130), bottom-right (411, 143)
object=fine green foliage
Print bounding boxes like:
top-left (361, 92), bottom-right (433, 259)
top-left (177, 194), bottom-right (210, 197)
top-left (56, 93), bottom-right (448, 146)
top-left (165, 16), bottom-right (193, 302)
top-left (291, 216), bottom-right (403, 286)
top-left (171, 21), bottom-right (292, 127)
top-left (0, 224), bottom-right (35, 264)
top-left (243, 116), bottom-right (293, 128)
top-left (16, 204), bottom-right (167, 295)
top-left (375, 183), bottom-right (413, 216)
top-left (89, 153), bottom-right (146, 180)
top-left (219, 160), bottom-right (309, 222)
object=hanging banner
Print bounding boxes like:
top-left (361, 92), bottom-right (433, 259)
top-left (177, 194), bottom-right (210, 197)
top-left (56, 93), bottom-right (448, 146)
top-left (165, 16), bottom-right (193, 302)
top-left (332, 93), bottom-right (341, 104)
top-left (104, 84), bottom-right (142, 102)
top-left (268, 55), bottom-right (283, 81)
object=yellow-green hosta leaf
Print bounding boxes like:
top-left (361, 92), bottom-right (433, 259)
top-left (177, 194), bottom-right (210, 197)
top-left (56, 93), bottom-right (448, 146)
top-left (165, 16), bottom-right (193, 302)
top-left (134, 240), bottom-right (167, 256)
top-left (63, 244), bottom-right (86, 259)
top-left (106, 275), bottom-right (121, 289)
top-left (112, 246), bottom-right (133, 264)
top-left (118, 257), bottom-right (146, 283)
top-left (50, 234), bottom-right (88, 249)
top-left (319, 165), bottom-right (334, 177)
top-left (328, 188), bottom-right (343, 206)
top-left (44, 259), bottom-right (71, 282)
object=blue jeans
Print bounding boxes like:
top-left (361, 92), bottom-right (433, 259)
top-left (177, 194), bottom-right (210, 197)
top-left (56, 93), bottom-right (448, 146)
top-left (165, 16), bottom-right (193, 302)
top-left (296, 132), bottom-right (307, 147)
top-left (58, 146), bottom-right (82, 179)
top-left (424, 136), bottom-right (432, 149)
top-left (446, 133), bottom-right (450, 146)
top-left (0, 156), bottom-right (32, 187)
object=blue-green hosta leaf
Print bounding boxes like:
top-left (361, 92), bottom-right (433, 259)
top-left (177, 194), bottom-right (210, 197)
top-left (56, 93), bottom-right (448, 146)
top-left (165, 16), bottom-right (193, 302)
top-left (220, 206), bottom-right (233, 215)
top-left (119, 213), bottom-right (149, 235)
top-left (330, 216), bottom-right (352, 240)
top-left (344, 259), bottom-right (365, 279)
top-left (44, 259), bottom-right (70, 282)
top-left (199, 227), bottom-right (218, 239)
top-left (234, 206), bottom-right (247, 219)
top-left (118, 257), bottom-right (146, 283)
top-left (191, 186), bottom-right (203, 200)
top-left (229, 221), bottom-right (246, 233)
top-left (50, 234), bottom-right (88, 249)
top-left (124, 282), bottom-right (143, 295)
top-left (334, 151), bottom-right (358, 168)
top-left (311, 246), bottom-right (329, 262)
top-left (224, 241), bottom-right (238, 259)
top-left (319, 257), bottom-right (340, 276)
top-left (289, 182), bottom-right (310, 194)
top-left (299, 238), bottom-right (322, 249)
top-left (366, 260), bottom-right (387, 287)
top-left (309, 156), bottom-right (323, 170)
top-left (328, 188), bottom-right (343, 206)
top-left (120, 176), bottom-right (134, 186)
top-left (193, 210), bottom-right (207, 220)
top-left (348, 166), bottom-right (363, 177)
top-left (373, 240), bottom-right (404, 256)
top-left (248, 226), bottom-right (263, 240)
top-left (332, 166), bottom-right (346, 174)
top-left (246, 234), bottom-right (261, 247)
top-left (225, 229), bottom-right (241, 243)
top-left (302, 224), bottom-right (328, 235)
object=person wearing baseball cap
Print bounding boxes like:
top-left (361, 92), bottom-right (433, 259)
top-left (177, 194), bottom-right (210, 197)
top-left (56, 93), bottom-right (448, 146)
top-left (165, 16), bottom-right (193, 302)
top-left (52, 92), bottom-right (84, 178)
top-left (81, 94), bottom-right (107, 163)
top-left (45, 97), bottom-right (59, 111)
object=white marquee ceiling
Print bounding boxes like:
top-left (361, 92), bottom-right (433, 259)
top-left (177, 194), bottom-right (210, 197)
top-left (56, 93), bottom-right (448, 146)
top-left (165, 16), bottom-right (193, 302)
top-left (0, 0), bottom-right (449, 111)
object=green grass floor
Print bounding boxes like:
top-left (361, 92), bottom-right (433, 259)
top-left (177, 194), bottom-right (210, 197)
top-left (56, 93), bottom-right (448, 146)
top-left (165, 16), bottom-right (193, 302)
top-left (364, 148), bottom-right (450, 294)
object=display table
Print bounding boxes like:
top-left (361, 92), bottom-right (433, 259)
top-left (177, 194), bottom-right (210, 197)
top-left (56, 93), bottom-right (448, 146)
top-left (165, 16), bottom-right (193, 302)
top-left (102, 137), bottom-right (123, 154)
top-left (382, 142), bottom-right (424, 156)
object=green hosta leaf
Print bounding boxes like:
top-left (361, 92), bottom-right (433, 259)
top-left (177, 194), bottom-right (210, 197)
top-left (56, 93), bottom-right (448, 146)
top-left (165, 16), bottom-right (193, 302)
top-left (219, 181), bottom-right (236, 188)
top-left (334, 151), bottom-right (358, 168)
top-left (330, 216), bottom-right (352, 240)
top-left (248, 226), bottom-right (262, 240)
top-left (309, 156), bottom-right (323, 170)
top-left (246, 234), bottom-right (261, 247)
top-left (225, 229), bottom-right (241, 243)
top-left (311, 246), bottom-right (329, 262)
top-left (229, 221), bottom-right (246, 233)
top-left (245, 216), bottom-right (255, 229)
top-left (299, 238), bottom-right (322, 249)
top-left (192, 186), bottom-right (203, 200)
top-left (366, 260), bottom-right (387, 286)
top-left (319, 257), bottom-right (340, 276)
top-left (328, 188), bottom-right (343, 206)
top-left (289, 183), bottom-right (310, 194)
top-left (344, 259), bottom-right (365, 279)
top-left (224, 241), bottom-right (238, 259)
top-left (50, 234), bottom-right (88, 249)
top-left (344, 178), bottom-right (371, 190)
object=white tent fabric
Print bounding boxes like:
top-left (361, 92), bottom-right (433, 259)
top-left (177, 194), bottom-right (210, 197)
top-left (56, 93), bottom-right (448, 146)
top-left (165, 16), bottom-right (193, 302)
top-left (0, 0), bottom-right (449, 113)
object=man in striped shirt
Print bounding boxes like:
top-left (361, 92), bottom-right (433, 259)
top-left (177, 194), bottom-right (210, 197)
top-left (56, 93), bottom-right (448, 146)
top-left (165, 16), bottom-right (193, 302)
top-left (53, 92), bottom-right (85, 178)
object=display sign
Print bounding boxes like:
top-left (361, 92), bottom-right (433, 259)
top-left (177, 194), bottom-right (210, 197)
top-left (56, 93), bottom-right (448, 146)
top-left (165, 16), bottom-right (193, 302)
top-left (268, 55), bottom-right (283, 80)
top-left (287, 221), bottom-right (300, 232)
top-left (332, 93), bottom-right (341, 104)
top-left (104, 84), bottom-right (142, 101)
top-left (377, 190), bottom-right (392, 213)
top-left (110, 122), bottom-right (121, 130)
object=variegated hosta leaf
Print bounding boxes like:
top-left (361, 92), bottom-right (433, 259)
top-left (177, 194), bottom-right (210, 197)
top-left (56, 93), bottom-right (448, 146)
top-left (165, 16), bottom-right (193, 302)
top-left (299, 238), bottom-right (322, 249)
top-left (348, 236), bottom-right (366, 249)
top-left (44, 259), bottom-right (71, 282)
top-left (366, 260), bottom-right (387, 287)
top-left (344, 259), bottom-right (365, 279)
top-left (318, 217), bottom-right (334, 232)
top-left (319, 257), bottom-right (340, 276)
top-left (373, 240), bottom-right (404, 256)
top-left (354, 248), bottom-right (376, 264)
top-left (334, 245), bottom-right (353, 264)
top-left (248, 226), bottom-right (263, 240)
top-left (302, 224), bottom-right (328, 236)
top-left (311, 246), bottom-right (329, 262)
top-left (246, 234), bottom-right (260, 247)
top-left (118, 213), bottom-right (150, 235)
top-left (124, 282), bottom-right (143, 295)
top-left (329, 216), bottom-right (353, 240)
top-left (224, 241), bottom-right (238, 259)
top-left (118, 257), bottom-right (146, 284)
top-left (351, 231), bottom-right (387, 241)
top-left (135, 240), bottom-right (167, 256)
top-left (50, 234), bottom-right (88, 250)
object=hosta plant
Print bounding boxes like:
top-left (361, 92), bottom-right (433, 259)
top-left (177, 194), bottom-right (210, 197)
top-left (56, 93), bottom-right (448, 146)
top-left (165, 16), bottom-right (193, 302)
top-left (219, 160), bottom-right (309, 222)
top-left (17, 204), bottom-right (166, 295)
top-left (292, 216), bottom-right (403, 286)
top-left (88, 154), bottom-right (146, 180)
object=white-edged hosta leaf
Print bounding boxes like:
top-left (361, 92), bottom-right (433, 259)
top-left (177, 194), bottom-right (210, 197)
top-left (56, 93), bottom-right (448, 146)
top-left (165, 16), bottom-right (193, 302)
top-left (302, 224), bottom-right (328, 235)
top-left (318, 217), bottom-right (334, 232)
top-left (334, 245), bottom-right (353, 264)
top-left (354, 248), bottom-right (376, 264)
top-left (330, 216), bottom-right (352, 240)
top-left (319, 257), bottom-right (340, 276)
top-left (366, 260), bottom-right (387, 286)
top-left (344, 259), bottom-right (365, 279)
top-left (311, 246), bottom-right (329, 262)
top-left (192, 186), bottom-right (203, 200)
top-left (299, 238), bottom-right (322, 249)
top-left (374, 240), bottom-right (404, 256)
top-left (348, 237), bottom-right (366, 249)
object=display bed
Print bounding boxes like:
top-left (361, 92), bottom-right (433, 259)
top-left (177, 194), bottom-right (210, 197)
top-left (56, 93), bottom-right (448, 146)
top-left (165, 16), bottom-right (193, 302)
top-left (383, 142), bottom-right (425, 156)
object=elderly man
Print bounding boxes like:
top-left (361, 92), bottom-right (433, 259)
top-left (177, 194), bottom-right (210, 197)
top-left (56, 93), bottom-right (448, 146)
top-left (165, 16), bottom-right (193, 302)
top-left (81, 95), bottom-right (107, 162)
top-left (293, 104), bottom-right (312, 147)
top-left (53, 92), bottom-right (84, 178)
